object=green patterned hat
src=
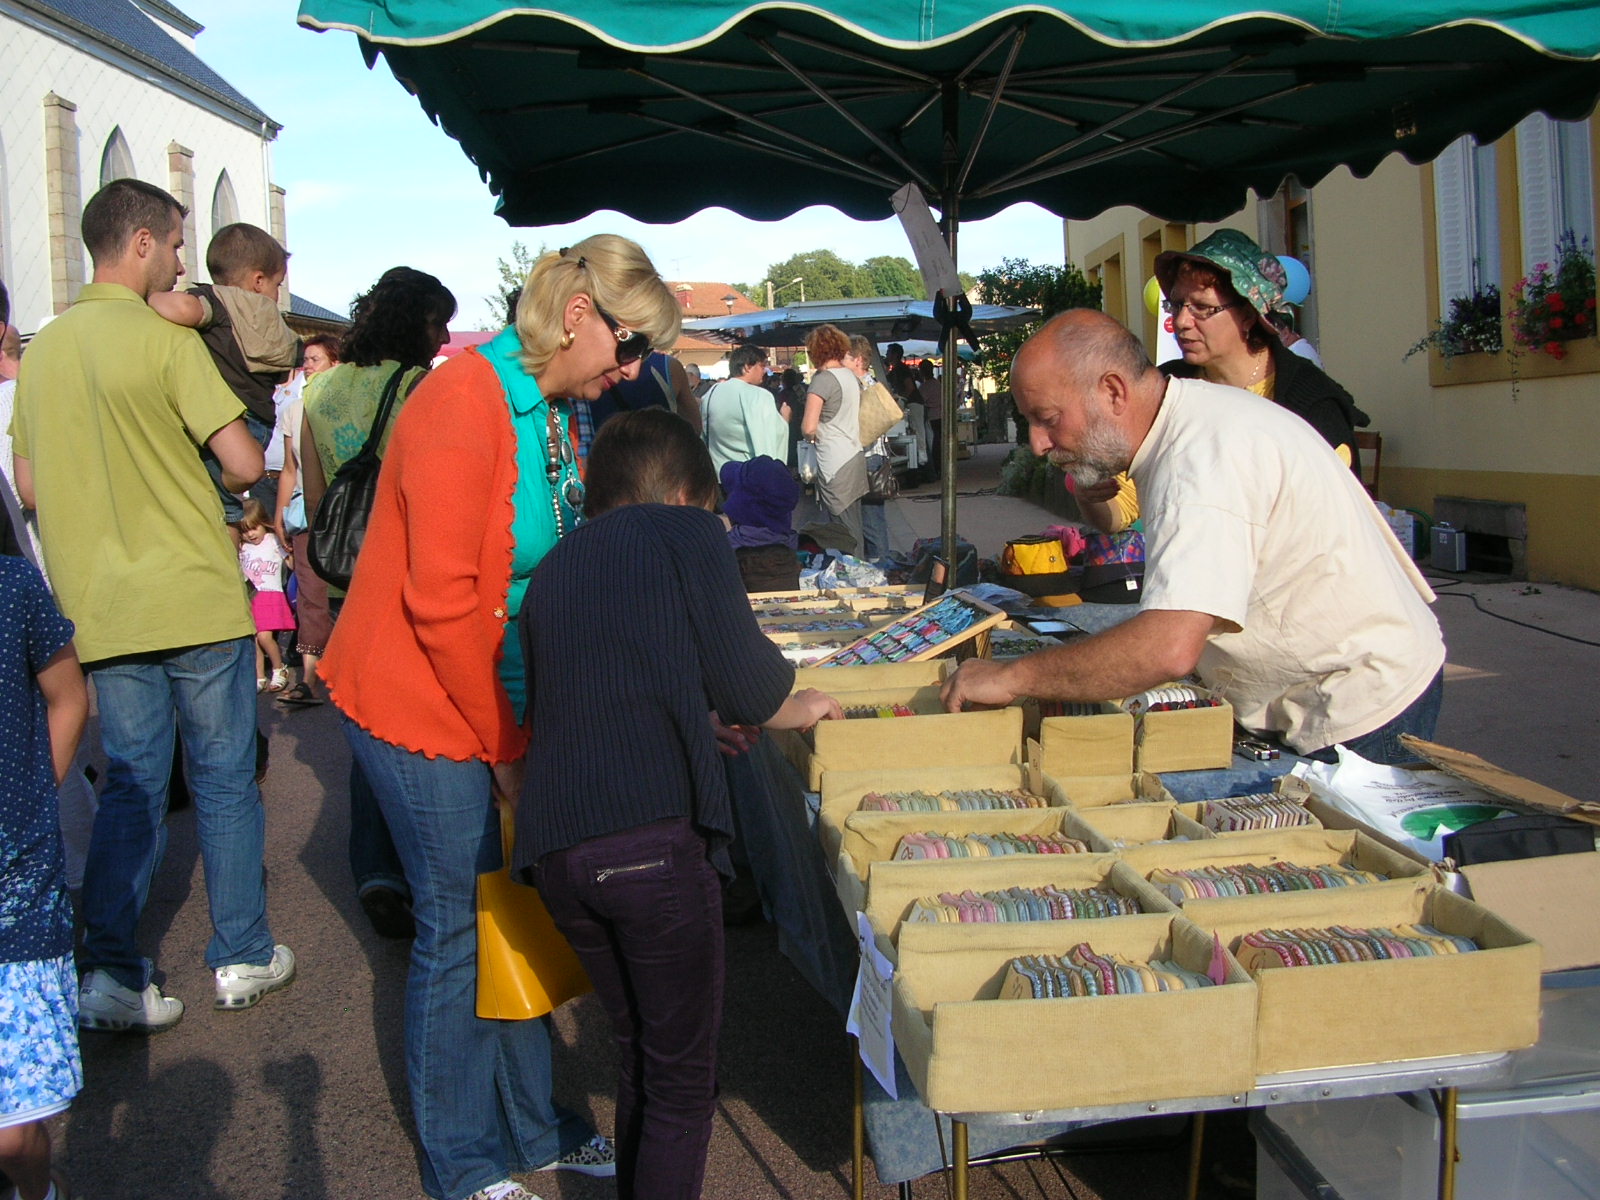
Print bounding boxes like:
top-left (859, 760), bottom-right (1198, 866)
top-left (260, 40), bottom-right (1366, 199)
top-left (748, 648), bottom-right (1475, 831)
top-left (1155, 229), bottom-right (1289, 325)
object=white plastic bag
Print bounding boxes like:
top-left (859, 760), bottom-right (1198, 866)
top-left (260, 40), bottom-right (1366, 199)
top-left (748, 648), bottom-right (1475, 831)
top-left (797, 440), bottom-right (820, 484)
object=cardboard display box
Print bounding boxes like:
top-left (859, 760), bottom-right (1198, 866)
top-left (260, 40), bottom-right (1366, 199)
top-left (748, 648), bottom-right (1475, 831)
top-left (1121, 829), bottom-right (1435, 923)
top-left (892, 914), bottom-right (1257, 1112)
top-left (832, 806), bottom-right (1098, 917)
top-left (1033, 709), bottom-right (1135, 777)
top-left (796, 703), bottom-right (1023, 791)
top-left (864, 856), bottom-right (1176, 945)
top-left (1460, 850), bottom-right (1600, 973)
top-left (1032, 760), bottom-right (1175, 810)
top-left (815, 589), bottom-right (1007, 666)
top-left (1131, 684), bottom-right (1235, 773)
top-left (1071, 801), bottom-right (1212, 852)
top-left (817, 762), bottom-right (1064, 860)
top-left (792, 658), bottom-right (948, 694)
top-left (1190, 880), bottom-right (1541, 1074)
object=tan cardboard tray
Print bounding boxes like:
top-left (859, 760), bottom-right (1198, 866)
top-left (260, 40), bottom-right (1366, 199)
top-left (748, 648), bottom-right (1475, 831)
top-left (864, 856), bottom-right (1175, 945)
top-left (748, 588), bottom-right (828, 603)
top-left (1071, 801), bottom-right (1212, 852)
top-left (792, 659), bottom-right (949, 694)
top-left (836, 806), bottom-right (1103, 888)
top-left (801, 704), bottom-right (1024, 791)
top-left (817, 762), bottom-right (1064, 860)
top-left (762, 627), bottom-right (875, 647)
top-left (829, 584), bottom-right (924, 598)
top-left (1120, 829), bottom-right (1435, 922)
top-left (1188, 879), bottom-right (1541, 1074)
top-left (892, 914), bottom-right (1257, 1112)
top-left (1031, 758), bottom-right (1175, 809)
top-left (1401, 736), bottom-right (1600, 828)
top-left (1133, 687), bottom-right (1235, 773)
top-left (757, 613), bottom-right (885, 636)
top-left (1034, 709), bottom-right (1135, 777)
top-left (814, 589), bottom-right (1008, 666)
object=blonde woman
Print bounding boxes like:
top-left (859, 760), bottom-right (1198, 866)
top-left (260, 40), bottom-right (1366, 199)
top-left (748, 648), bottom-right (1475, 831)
top-left (319, 236), bottom-right (682, 1200)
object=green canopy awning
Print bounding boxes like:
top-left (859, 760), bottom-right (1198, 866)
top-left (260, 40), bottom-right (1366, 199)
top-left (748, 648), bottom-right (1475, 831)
top-left (297, 1), bottom-right (1600, 227)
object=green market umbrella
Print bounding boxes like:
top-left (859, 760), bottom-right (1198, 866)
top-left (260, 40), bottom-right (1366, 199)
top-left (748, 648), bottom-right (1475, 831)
top-left (297, 0), bottom-right (1600, 570)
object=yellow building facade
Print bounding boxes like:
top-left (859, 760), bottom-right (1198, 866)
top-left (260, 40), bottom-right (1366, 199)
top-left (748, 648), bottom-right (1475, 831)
top-left (1064, 118), bottom-right (1599, 590)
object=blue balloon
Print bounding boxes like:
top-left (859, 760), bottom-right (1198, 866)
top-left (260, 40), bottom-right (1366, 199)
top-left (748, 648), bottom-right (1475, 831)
top-left (1277, 255), bottom-right (1311, 305)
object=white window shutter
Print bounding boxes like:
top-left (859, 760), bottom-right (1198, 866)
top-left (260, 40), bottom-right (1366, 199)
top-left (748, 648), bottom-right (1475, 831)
top-left (1518, 114), bottom-right (1559, 272)
top-left (1434, 138), bottom-right (1472, 318)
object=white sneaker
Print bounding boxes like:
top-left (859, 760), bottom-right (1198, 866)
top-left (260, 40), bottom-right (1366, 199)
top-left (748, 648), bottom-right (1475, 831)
top-left (78, 969), bottom-right (184, 1033)
top-left (466, 1183), bottom-right (542, 1200)
top-left (214, 944), bottom-right (295, 1009)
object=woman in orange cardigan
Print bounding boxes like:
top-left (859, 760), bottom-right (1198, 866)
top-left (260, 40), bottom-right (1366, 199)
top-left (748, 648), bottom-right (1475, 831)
top-left (320, 237), bottom-right (681, 1200)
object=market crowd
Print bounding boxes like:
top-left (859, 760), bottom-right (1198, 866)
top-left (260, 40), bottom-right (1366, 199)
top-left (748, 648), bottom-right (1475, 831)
top-left (0, 178), bottom-right (1442, 1200)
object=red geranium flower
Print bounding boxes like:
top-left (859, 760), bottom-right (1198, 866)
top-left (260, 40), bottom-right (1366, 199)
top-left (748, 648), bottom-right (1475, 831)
top-left (1548, 294), bottom-right (1567, 312)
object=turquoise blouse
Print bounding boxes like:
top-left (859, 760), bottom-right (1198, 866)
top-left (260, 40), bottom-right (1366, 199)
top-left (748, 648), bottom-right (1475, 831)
top-left (482, 326), bottom-right (582, 720)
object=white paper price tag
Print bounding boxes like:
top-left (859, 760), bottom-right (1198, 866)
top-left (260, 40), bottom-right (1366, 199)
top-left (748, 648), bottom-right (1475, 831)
top-left (845, 910), bottom-right (897, 1098)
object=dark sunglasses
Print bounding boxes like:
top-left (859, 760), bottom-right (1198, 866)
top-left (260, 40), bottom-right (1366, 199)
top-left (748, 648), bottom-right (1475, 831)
top-left (593, 303), bottom-right (651, 366)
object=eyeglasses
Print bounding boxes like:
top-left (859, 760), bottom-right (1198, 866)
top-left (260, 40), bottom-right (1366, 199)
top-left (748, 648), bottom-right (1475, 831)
top-left (593, 303), bottom-right (651, 366)
top-left (1161, 298), bottom-right (1242, 322)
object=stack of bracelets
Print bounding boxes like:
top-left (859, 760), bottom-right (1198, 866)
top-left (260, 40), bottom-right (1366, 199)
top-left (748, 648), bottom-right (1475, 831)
top-left (1148, 860), bottom-right (1388, 902)
top-left (1000, 946), bottom-right (1216, 999)
top-left (907, 885), bottom-right (1143, 925)
top-left (841, 703), bottom-right (918, 719)
top-left (1199, 793), bottom-right (1318, 833)
top-left (762, 617), bottom-right (870, 633)
top-left (1120, 684), bottom-right (1224, 716)
top-left (857, 788), bottom-right (1047, 813)
top-left (752, 601), bottom-right (846, 617)
top-left (828, 594), bottom-right (980, 665)
top-left (1035, 700), bottom-right (1111, 717)
top-left (1236, 924), bottom-right (1478, 971)
top-left (893, 831), bottom-right (1091, 860)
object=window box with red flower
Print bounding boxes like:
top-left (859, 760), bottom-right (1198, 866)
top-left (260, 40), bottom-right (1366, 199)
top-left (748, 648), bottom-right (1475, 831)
top-left (1509, 232), bottom-right (1598, 361)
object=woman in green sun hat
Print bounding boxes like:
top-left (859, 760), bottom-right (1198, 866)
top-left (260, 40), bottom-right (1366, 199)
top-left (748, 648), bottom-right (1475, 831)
top-left (1154, 228), bottom-right (1368, 471)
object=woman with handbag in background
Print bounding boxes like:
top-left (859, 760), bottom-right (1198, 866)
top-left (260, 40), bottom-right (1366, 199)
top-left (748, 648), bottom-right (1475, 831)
top-left (799, 322), bottom-right (868, 555)
top-left (300, 267), bottom-right (455, 942)
top-left (844, 335), bottom-right (897, 560)
top-left (318, 237), bottom-right (681, 1200)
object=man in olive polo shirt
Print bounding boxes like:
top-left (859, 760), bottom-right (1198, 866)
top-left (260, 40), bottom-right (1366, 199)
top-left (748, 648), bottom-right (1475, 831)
top-left (11, 178), bottom-right (295, 1032)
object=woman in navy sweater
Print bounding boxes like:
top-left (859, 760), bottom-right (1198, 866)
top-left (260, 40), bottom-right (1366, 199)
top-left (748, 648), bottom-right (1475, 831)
top-left (515, 408), bottom-right (840, 1200)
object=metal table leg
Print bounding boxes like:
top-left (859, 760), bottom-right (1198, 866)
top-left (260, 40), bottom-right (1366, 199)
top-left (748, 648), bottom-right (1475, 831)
top-left (952, 1120), bottom-right (969, 1200)
top-left (1185, 1111), bottom-right (1206, 1200)
top-left (853, 1041), bottom-right (865, 1200)
top-left (1437, 1087), bottom-right (1458, 1200)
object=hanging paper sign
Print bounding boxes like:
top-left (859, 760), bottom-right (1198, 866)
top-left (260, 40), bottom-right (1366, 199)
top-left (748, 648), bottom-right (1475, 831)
top-left (845, 910), bottom-right (898, 1097)
top-left (890, 182), bottom-right (963, 302)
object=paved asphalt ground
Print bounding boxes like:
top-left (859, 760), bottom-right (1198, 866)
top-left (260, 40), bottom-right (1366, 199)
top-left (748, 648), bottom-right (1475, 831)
top-left (47, 442), bottom-right (1599, 1199)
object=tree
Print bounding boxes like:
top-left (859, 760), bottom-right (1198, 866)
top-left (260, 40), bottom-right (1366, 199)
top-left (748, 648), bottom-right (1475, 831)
top-left (484, 240), bottom-right (544, 329)
top-left (972, 257), bottom-right (1102, 390)
top-left (863, 255), bottom-right (925, 299)
top-left (757, 249), bottom-right (870, 303)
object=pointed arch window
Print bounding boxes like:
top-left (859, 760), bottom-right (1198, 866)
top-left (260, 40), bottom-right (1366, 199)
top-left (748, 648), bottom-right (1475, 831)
top-left (99, 128), bottom-right (136, 188)
top-left (211, 171), bottom-right (240, 233)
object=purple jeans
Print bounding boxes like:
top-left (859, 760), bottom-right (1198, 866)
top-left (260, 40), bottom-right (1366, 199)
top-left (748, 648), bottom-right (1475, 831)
top-left (534, 818), bottom-right (724, 1200)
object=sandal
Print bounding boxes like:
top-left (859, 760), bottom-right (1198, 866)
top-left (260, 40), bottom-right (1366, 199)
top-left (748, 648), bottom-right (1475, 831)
top-left (268, 667), bottom-right (290, 692)
top-left (275, 682), bottom-right (324, 707)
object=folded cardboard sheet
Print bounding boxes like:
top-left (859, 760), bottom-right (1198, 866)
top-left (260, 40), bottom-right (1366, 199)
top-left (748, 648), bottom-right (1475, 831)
top-left (892, 915), bottom-right (1257, 1112)
top-left (1461, 851), bottom-right (1600, 972)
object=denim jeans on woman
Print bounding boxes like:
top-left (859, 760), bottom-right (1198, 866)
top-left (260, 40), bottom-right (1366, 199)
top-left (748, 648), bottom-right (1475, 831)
top-left (81, 638), bottom-right (275, 989)
top-left (534, 818), bottom-right (724, 1200)
top-left (342, 718), bottom-right (588, 1200)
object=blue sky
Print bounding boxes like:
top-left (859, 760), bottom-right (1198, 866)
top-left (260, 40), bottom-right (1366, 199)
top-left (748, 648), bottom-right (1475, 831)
top-left (178, 2), bottom-right (1068, 328)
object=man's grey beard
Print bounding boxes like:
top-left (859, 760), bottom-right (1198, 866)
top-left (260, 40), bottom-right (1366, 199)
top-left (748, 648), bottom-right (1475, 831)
top-left (1046, 417), bottom-right (1131, 488)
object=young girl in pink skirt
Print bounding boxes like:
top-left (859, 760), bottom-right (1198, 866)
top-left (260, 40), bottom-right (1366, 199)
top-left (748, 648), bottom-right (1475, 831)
top-left (238, 499), bottom-right (295, 691)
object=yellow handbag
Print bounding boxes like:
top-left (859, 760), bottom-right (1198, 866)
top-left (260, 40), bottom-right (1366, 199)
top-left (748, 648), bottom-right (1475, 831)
top-left (475, 799), bottom-right (591, 1020)
top-left (999, 534), bottom-right (1077, 605)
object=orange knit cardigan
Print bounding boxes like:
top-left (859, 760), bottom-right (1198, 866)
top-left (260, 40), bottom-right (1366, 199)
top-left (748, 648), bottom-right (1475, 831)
top-left (320, 350), bottom-right (526, 763)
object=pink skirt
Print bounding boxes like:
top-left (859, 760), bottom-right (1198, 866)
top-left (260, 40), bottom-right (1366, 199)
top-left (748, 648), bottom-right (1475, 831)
top-left (252, 590), bottom-right (296, 633)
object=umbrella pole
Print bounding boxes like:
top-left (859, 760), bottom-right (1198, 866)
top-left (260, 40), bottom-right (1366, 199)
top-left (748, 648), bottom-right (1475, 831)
top-left (940, 87), bottom-right (960, 585)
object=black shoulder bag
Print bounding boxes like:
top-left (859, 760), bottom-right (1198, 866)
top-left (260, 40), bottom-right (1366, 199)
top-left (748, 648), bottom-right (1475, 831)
top-left (307, 367), bottom-right (406, 590)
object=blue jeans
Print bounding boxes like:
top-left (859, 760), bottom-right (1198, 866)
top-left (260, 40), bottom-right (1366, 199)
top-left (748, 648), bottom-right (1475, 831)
top-left (82, 639), bottom-right (273, 989)
top-left (348, 758), bottom-right (408, 899)
top-left (534, 819), bottom-right (724, 1200)
top-left (342, 719), bottom-right (588, 1200)
top-left (1305, 668), bottom-right (1445, 765)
